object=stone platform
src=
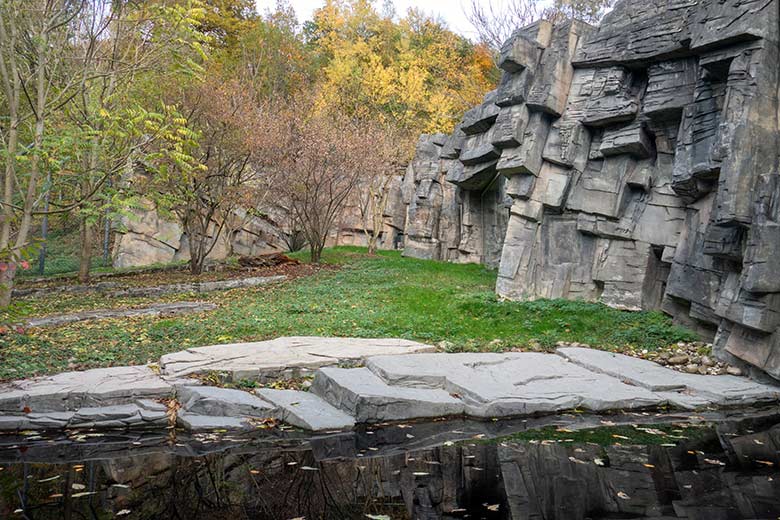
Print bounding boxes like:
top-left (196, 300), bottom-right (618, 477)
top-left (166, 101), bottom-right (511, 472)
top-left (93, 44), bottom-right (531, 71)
top-left (0, 338), bottom-right (777, 433)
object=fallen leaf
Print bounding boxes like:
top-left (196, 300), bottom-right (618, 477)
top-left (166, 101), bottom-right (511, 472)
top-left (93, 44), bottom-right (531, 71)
top-left (486, 504), bottom-right (500, 512)
top-left (617, 491), bottom-right (631, 500)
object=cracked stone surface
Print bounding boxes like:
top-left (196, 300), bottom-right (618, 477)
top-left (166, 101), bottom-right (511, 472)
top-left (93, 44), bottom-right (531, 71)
top-left (558, 347), bottom-right (780, 409)
top-left (363, 353), bottom-right (664, 418)
top-left (159, 336), bottom-right (436, 381)
top-left (26, 302), bottom-right (217, 329)
top-left (0, 366), bottom-right (173, 413)
top-left (177, 386), bottom-right (275, 418)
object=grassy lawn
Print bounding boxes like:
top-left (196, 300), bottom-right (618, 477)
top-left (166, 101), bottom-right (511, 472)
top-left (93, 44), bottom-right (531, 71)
top-left (0, 247), bottom-right (696, 381)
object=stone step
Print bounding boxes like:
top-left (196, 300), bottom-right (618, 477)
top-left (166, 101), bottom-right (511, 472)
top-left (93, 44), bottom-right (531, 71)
top-left (256, 388), bottom-right (355, 431)
top-left (160, 336), bottom-right (435, 381)
top-left (557, 348), bottom-right (780, 408)
top-left (311, 367), bottom-right (466, 423)
top-left (364, 352), bottom-right (666, 417)
top-left (177, 386), bottom-right (275, 418)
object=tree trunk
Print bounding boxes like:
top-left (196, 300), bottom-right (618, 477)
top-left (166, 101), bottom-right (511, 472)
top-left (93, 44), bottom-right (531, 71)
top-left (0, 263), bottom-right (17, 308)
top-left (78, 218), bottom-right (93, 283)
top-left (310, 236), bottom-right (326, 263)
top-left (188, 231), bottom-right (204, 275)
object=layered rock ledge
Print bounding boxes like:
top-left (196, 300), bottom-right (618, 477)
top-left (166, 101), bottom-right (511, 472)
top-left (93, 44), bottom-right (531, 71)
top-left (399, 0), bottom-right (780, 382)
top-left (0, 338), bottom-right (776, 433)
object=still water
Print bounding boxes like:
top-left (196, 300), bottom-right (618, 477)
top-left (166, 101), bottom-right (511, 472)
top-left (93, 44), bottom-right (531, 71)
top-left (0, 409), bottom-right (779, 519)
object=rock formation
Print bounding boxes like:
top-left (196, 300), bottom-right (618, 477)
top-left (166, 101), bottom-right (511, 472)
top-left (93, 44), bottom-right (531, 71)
top-left (402, 0), bottom-right (780, 381)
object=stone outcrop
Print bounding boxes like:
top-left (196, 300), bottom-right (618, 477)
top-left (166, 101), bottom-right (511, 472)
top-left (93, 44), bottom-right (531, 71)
top-left (113, 177), bottom-right (410, 269)
top-left (401, 0), bottom-right (780, 381)
top-left (112, 201), bottom-right (289, 269)
top-left (1, 338), bottom-right (777, 433)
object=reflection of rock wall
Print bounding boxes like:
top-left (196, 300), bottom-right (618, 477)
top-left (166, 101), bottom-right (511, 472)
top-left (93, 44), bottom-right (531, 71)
top-left (402, 0), bottom-right (780, 380)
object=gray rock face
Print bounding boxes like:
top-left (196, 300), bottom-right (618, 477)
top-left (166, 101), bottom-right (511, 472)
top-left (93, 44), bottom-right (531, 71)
top-left (159, 336), bottom-right (435, 381)
top-left (401, 0), bottom-right (780, 381)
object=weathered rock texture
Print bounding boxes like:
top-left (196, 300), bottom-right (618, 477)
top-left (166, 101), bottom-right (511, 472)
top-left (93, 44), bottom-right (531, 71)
top-left (113, 179), bottom-right (410, 268)
top-left (2, 339), bottom-right (777, 433)
top-left (401, 0), bottom-right (780, 381)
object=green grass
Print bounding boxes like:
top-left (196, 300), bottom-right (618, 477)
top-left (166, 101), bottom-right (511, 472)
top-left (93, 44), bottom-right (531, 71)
top-left (0, 246), bottom-right (696, 380)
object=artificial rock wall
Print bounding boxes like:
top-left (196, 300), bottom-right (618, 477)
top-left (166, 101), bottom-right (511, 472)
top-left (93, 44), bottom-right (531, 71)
top-left (402, 0), bottom-right (780, 380)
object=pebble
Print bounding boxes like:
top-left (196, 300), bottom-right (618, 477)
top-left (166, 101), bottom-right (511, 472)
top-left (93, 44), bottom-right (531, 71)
top-left (684, 364), bottom-right (700, 374)
top-left (668, 355), bottom-right (690, 366)
top-left (701, 356), bottom-right (715, 367)
top-left (726, 366), bottom-right (744, 377)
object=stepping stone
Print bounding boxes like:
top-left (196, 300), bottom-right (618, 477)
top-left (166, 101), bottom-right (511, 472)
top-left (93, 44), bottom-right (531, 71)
top-left (557, 348), bottom-right (780, 408)
top-left (0, 366), bottom-right (173, 413)
top-left (177, 412), bottom-right (253, 432)
top-left (26, 302), bottom-right (217, 329)
top-left (69, 401), bottom-right (169, 429)
top-left (160, 337), bottom-right (435, 381)
top-left (256, 389), bottom-right (355, 431)
top-left (311, 367), bottom-right (466, 423)
top-left (177, 386), bottom-right (275, 418)
top-left (365, 353), bottom-right (665, 417)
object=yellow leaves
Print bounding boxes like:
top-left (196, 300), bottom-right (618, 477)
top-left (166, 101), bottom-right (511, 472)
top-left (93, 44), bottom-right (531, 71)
top-left (309, 0), bottom-right (498, 135)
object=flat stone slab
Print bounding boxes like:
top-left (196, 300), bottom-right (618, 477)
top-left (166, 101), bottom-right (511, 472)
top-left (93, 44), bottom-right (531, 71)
top-left (364, 353), bottom-right (665, 418)
top-left (177, 412), bottom-right (253, 432)
top-left (26, 302), bottom-right (217, 329)
top-left (0, 400), bottom-right (168, 431)
top-left (311, 367), bottom-right (466, 423)
top-left (0, 366), bottom-right (173, 413)
top-left (160, 337), bottom-right (435, 381)
top-left (178, 385), bottom-right (275, 418)
top-left (256, 388), bottom-right (355, 431)
top-left (557, 348), bottom-right (780, 408)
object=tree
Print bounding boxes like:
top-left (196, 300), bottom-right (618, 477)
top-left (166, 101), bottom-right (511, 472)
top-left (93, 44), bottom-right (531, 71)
top-left (308, 0), bottom-right (498, 135)
top-left (0, 0), bottom-right (83, 306)
top-left (465, 0), bottom-right (615, 52)
top-left (465, 0), bottom-right (540, 51)
top-left (355, 124), bottom-right (411, 255)
top-left (254, 100), bottom-right (390, 263)
top-left (147, 79), bottom-right (265, 275)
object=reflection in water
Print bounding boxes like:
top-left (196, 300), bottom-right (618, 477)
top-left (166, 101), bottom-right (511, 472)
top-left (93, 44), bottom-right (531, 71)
top-left (0, 412), bottom-right (779, 519)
